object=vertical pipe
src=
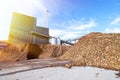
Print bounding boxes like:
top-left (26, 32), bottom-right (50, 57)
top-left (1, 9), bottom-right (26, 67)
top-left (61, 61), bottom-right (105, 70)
top-left (29, 32), bottom-right (33, 44)
top-left (33, 18), bottom-right (37, 44)
top-left (46, 10), bottom-right (49, 28)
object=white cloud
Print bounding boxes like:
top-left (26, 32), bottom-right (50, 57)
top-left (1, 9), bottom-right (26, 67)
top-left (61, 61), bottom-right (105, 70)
top-left (50, 28), bottom-right (89, 40)
top-left (49, 29), bottom-right (65, 37)
top-left (105, 17), bottom-right (120, 33)
top-left (61, 31), bottom-right (84, 40)
top-left (49, 18), bottom-right (96, 40)
top-left (13, 0), bottom-right (47, 16)
top-left (69, 19), bottom-right (96, 30)
top-left (111, 17), bottom-right (120, 25)
top-left (49, 29), bottom-right (84, 40)
top-left (75, 20), bottom-right (96, 30)
top-left (105, 27), bottom-right (120, 33)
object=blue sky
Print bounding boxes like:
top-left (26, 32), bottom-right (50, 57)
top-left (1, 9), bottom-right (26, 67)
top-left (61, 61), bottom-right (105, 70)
top-left (0, 0), bottom-right (120, 40)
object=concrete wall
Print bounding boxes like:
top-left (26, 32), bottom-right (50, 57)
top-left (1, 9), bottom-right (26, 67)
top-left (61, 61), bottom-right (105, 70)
top-left (34, 26), bottom-right (49, 44)
top-left (8, 12), bottom-right (36, 44)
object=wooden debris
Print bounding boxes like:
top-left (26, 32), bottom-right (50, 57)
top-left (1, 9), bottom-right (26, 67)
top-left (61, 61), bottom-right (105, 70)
top-left (60, 32), bottom-right (120, 71)
top-left (0, 44), bottom-right (71, 62)
top-left (39, 44), bottom-right (71, 58)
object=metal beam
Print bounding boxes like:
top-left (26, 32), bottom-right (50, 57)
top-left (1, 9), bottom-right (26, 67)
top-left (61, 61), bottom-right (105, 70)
top-left (61, 40), bottom-right (74, 45)
top-left (31, 31), bottom-right (51, 38)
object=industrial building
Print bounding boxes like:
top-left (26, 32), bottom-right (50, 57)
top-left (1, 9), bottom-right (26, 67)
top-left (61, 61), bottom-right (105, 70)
top-left (8, 12), bottom-right (49, 44)
top-left (35, 26), bottom-right (49, 44)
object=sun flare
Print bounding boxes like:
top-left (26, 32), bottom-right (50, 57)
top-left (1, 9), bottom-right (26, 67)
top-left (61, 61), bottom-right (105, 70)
top-left (0, 0), bottom-right (41, 40)
top-left (0, 0), bottom-right (17, 40)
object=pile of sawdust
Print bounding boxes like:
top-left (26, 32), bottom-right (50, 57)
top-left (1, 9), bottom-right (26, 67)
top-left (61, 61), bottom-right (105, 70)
top-left (0, 43), bottom-right (44, 62)
top-left (39, 44), bottom-right (71, 59)
top-left (0, 43), bottom-right (71, 62)
top-left (60, 32), bottom-right (120, 71)
top-left (0, 43), bottom-right (28, 62)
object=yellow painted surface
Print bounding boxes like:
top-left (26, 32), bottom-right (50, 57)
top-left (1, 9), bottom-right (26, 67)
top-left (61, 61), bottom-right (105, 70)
top-left (8, 12), bottom-right (36, 44)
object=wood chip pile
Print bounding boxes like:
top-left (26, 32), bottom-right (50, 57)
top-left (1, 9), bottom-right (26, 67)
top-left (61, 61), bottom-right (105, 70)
top-left (0, 44), bottom-right (28, 62)
top-left (39, 44), bottom-right (71, 59)
top-left (0, 44), bottom-right (71, 62)
top-left (60, 32), bottom-right (120, 71)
